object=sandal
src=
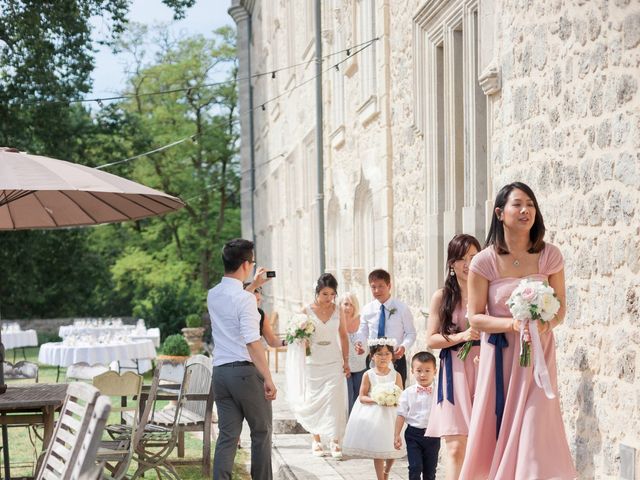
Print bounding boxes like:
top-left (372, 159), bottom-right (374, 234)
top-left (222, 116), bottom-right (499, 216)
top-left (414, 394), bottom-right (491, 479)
top-left (329, 440), bottom-right (343, 460)
top-left (311, 440), bottom-right (326, 457)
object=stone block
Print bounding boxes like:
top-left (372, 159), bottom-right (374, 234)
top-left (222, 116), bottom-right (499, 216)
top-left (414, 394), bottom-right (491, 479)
top-left (597, 153), bottom-right (614, 180)
top-left (596, 119), bottom-right (611, 148)
top-left (558, 16), bottom-right (573, 41)
top-left (605, 189), bottom-right (621, 225)
top-left (614, 152), bottom-right (639, 187)
top-left (591, 42), bottom-right (608, 72)
top-left (621, 192), bottom-right (636, 224)
top-left (553, 66), bottom-right (563, 96)
top-left (616, 74), bottom-right (638, 105)
top-left (612, 113), bottom-right (630, 147)
top-left (530, 122), bottom-right (548, 151)
top-left (589, 78), bottom-right (603, 116)
top-left (513, 85), bottom-right (529, 123)
top-left (588, 12), bottom-right (602, 40)
top-left (623, 13), bottom-right (640, 49)
top-left (616, 350), bottom-right (636, 382)
top-left (587, 193), bottom-right (603, 225)
top-left (532, 26), bottom-right (547, 70)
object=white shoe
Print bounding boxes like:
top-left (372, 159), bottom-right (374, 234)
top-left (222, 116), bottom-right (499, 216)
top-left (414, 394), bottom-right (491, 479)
top-left (329, 440), bottom-right (343, 460)
top-left (312, 440), bottom-right (326, 457)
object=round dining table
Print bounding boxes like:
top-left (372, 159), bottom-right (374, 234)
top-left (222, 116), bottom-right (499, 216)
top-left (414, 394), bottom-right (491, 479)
top-left (2, 329), bottom-right (38, 350)
top-left (38, 339), bottom-right (156, 367)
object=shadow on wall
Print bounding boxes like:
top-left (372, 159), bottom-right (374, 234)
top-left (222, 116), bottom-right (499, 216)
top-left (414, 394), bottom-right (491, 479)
top-left (574, 346), bottom-right (602, 478)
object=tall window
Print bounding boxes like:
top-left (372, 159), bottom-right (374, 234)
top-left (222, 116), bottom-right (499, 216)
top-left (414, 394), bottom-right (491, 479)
top-left (304, 133), bottom-right (316, 209)
top-left (415, 1), bottom-right (489, 295)
top-left (354, 180), bottom-right (375, 276)
top-left (331, 5), bottom-right (346, 130)
top-left (326, 197), bottom-right (341, 274)
top-left (357, 0), bottom-right (376, 104)
top-left (286, 1), bottom-right (296, 69)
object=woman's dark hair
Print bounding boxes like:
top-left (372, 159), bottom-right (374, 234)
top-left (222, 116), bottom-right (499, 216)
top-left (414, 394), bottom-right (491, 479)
top-left (222, 238), bottom-right (254, 273)
top-left (315, 272), bottom-right (338, 296)
top-left (369, 341), bottom-right (395, 356)
top-left (486, 182), bottom-right (546, 254)
top-left (439, 234), bottom-right (482, 339)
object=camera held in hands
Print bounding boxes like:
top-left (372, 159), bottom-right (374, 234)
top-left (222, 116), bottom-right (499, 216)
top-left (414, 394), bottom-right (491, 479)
top-left (266, 271), bottom-right (276, 278)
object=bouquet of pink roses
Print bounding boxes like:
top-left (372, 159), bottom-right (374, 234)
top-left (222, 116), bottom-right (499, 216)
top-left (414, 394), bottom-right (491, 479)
top-left (285, 313), bottom-right (316, 356)
top-left (506, 279), bottom-right (560, 367)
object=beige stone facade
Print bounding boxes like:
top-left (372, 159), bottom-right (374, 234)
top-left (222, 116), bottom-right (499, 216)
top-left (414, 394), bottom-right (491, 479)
top-left (230, 0), bottom-right (640, 477)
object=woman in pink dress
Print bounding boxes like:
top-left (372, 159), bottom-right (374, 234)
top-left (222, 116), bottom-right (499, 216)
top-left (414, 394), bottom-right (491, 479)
top-left (425, 234), bottom-right (482, 480)
top-left (460, 182), bottom-right (576, 479)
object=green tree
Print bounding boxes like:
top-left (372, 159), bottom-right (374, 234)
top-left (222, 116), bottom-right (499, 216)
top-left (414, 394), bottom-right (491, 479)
top-left (85, 25), bottom-right (241, 334)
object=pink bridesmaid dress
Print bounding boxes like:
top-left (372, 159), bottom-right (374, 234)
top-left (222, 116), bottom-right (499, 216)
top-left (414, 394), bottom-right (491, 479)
top-left (460, 244), bottom-right (577, 480)
top-left (425, 304), bottom-right (480, 437)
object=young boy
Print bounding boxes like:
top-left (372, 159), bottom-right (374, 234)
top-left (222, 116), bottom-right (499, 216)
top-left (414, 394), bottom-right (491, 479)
top-left (394, 351), bottom-right (440, 480)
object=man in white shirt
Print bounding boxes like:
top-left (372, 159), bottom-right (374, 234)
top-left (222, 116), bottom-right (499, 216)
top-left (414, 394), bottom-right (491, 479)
top-left (355, 269), bottom-right (417, 386)
top-left (209, 238), bottom-right (276, 480)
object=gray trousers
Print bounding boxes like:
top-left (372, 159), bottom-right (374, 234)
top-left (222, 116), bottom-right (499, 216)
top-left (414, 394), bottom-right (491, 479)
top-left (213, 364), bottom-right (273, 480)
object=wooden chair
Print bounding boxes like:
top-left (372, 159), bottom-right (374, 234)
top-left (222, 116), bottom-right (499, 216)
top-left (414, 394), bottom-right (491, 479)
top-left (145, 355), bottom-right (213, 476)
top-left (65, 362), bottom-right (110, 382)
top-left (131, 360), bottom-right (193, 480)
top-left (36, 382), bottom-right (102, 480)
top-left (70, 395), bottom-right (112, 480)
top-left (92, 371), bottom-right (143, 480)
top-left (4, 360), bottom-right (39, 382)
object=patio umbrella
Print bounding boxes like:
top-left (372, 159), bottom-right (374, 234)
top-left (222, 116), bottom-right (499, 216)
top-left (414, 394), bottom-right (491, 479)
top-left (0, 147), bottom-right (184, 229)
top-left (0, 146), bottom-right (185, 479)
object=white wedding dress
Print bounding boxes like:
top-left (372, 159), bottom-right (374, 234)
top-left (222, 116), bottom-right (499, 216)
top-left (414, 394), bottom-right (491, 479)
top-left (288, 306), bottom-right (347, 440)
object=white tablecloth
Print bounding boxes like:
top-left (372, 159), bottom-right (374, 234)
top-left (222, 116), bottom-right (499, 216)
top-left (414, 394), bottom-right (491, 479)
top-left (131, 327), bottom-right (161, 348)
top-left (3, 330), bottom-right (38, 350)
top-left (38, 339), bottom-right (156, 367)
top-left (58, 325), bottom-right (135, 338)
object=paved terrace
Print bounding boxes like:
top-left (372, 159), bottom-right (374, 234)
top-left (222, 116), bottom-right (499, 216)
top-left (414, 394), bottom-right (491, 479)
top-left (234, 355), bottom-right (446, 479)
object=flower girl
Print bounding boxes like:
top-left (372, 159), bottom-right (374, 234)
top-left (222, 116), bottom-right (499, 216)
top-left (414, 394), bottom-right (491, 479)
top-left (343, 338), bottom-right (406, 479)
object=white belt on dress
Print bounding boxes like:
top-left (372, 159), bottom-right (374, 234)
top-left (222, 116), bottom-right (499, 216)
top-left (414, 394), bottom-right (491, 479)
top-left (313, 340), bottom-right (332, 346)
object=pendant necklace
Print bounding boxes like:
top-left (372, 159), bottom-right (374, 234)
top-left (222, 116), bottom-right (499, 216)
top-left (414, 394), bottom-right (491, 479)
top-left (511, 252), bottom-right (524, 267)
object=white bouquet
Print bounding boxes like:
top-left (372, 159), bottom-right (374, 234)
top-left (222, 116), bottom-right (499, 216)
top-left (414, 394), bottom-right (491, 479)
top-left (285, 313), bottom-right (316, 356)
top-left (370, 383), bottom-right (403, 407)
top-left (506, 279), bottom-right (561, 367)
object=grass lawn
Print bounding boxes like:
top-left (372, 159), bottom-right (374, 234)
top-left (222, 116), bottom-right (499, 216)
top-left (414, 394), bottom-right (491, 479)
top-left (3, 347), bottom-right (249, 479)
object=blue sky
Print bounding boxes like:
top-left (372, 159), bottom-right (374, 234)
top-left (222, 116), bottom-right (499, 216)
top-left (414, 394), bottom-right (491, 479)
top-left (90, 0), bottom-right (233, 99)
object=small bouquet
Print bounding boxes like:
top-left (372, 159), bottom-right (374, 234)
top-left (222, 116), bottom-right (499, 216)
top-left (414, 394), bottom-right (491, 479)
top-left (506, 279), bottom-right (560, 367)
top-left (457, 321), bottom-right (474, 361)
top-left (285, 313), bottom-right (316, 356)
top-left (370, 383), bottom-right (403, 406)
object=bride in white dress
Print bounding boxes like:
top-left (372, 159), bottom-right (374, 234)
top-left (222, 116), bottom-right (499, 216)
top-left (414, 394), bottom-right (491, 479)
top-left (288, 273), bottom-right (350, 458)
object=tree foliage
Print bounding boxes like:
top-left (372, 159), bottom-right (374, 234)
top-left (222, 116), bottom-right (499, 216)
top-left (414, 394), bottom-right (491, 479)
top-left (0, 6), bottom-right (240, 334)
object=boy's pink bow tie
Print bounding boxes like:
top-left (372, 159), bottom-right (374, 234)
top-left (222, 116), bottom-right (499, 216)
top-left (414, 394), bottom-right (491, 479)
top-left (417, 385), bottom-right (432, 394)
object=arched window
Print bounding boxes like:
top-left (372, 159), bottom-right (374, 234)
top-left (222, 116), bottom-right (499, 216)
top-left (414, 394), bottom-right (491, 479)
top-left (354, 178), bottom-right (375, 284)
top-left (326, 196), bottom-right (341, 277)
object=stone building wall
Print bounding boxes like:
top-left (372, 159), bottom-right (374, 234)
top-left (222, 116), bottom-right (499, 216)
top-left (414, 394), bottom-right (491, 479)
top-left (488, 1), bottom-right (640, 477)
top-left (231, 0), bottom-right (640, 477)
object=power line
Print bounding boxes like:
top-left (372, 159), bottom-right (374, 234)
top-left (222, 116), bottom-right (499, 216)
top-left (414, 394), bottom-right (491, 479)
top-left (241, 152), bottom-right (286, 175)
top-left (95, 134), bottom-right (197, 170)
top-left (82, 37), bottom-right (378, 176)
top-left (12, 37), bottom-right (380, 108)
top-left (252, 37), bottom-right (378, 113)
